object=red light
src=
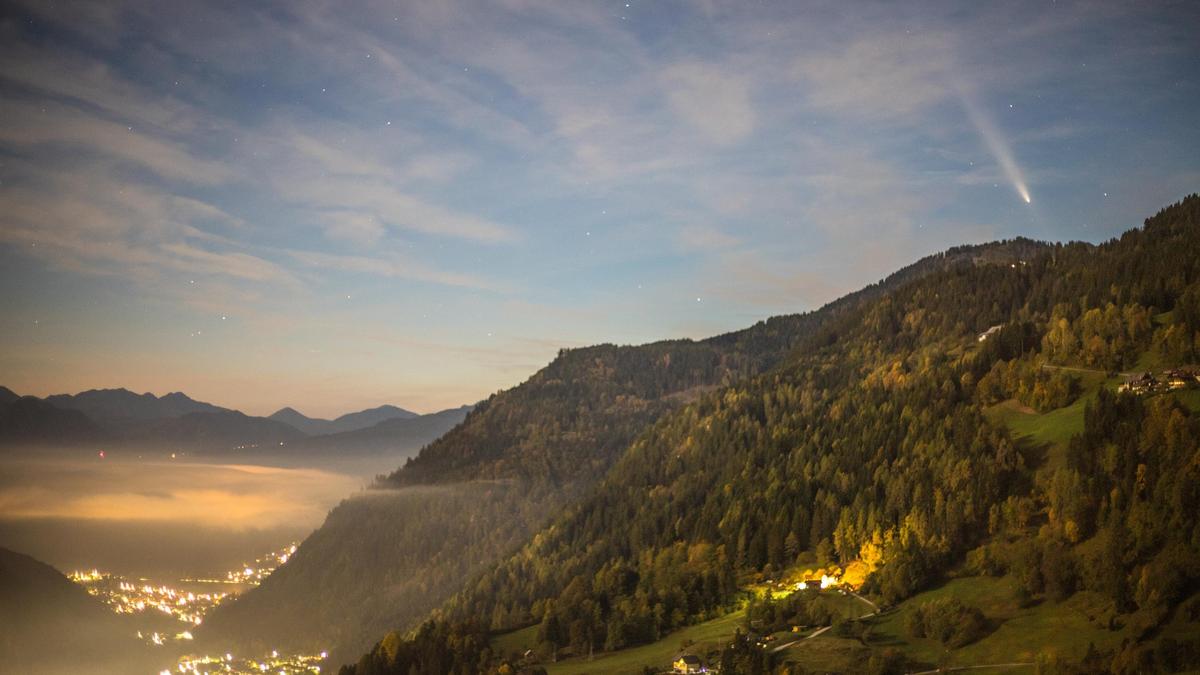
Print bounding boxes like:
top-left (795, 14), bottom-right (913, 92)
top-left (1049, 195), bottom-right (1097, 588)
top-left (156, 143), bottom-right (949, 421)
top-left (98, 450), bottom-right (106, 459)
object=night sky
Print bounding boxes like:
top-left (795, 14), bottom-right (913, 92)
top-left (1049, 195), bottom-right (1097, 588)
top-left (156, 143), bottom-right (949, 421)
top-left (1, 1), bottom-right (1197, 417)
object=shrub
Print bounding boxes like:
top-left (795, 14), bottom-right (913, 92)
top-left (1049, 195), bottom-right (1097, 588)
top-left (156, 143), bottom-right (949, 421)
top-left (906, 598), bottom-right (988, 648)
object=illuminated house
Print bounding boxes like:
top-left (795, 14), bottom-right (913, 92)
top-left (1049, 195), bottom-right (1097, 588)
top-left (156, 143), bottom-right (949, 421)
top-left (673, 654), bottom-right (703, 674)
top-left (977, 324), bottom-right (1003, 342)
top-left (1165, 369), bottom-right (1192, 390)
top-left (1118, 372), bottom-right (1156, 394)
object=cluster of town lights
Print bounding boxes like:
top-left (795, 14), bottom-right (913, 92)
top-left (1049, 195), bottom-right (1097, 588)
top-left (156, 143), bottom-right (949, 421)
top-left (166, 649), bottom-right (327, 675)
top-left (68, 569), bottom-right (226, 641)
top-left (69, 541), bottom-right (300, 643)
top-left (71, 543), bottom-right (328, 673)
top-left (221, 543), bottom-right (297, 585)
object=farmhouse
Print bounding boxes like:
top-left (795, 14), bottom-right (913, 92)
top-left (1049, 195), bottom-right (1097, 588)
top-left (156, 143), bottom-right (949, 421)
top-left (977, 324), bottom-right (1003, 342)
top-left (1165, 369), bottom-right (1192, 390)
top-left (673, 654), bottom-right (703, 674)
top-left (1118, 369), bottom-right (1200, 396)
top-left (1118, 372), bottom-right (1156, 394)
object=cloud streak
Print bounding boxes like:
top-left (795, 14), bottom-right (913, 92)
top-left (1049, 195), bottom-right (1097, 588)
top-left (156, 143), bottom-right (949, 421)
top-left (287, 249), bottom-right (500, 290)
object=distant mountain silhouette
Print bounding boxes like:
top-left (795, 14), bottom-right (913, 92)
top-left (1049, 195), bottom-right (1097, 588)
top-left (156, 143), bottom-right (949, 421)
top-left (268, 404), bottom-right (418, 436)
top-left (127, 410), bottom-right (307, 452)
top-left (291, 405), bottom-right (470, 455)
top-left (0, 547), bottom-right (156, 673)
top-left (0, 387), bottom-right (290, 451)
top-left (0, 386), bottom-right (466, 456)
top-left (267, 407), bottom-right (324, 434)
top-left (0, 395), bottom-right (106, 446)
top-left (45, 388), bottom-right (228, 424)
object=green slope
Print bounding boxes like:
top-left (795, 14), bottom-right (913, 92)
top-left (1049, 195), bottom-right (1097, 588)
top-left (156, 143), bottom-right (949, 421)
top-left (984, 370), bottom-right (1111, 469)
top-left (869, 576), bottom-right (1128, 669)
top-left (544, 609), bottom-right (745, 675)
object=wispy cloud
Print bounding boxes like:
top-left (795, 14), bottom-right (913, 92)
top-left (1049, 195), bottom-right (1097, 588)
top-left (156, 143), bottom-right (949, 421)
top-left (0, 98), bottom-right (231, 184)
top-left (791, 31), bottom-right (957, 122)
top-left (662, 62), bottom-right (757, 145)
top-left (0, 158), bottom-right (297, 289)
top-left (253, 125), bottom-right (517, 244)
top-left (676, 224), bottom-right (741, 252)
top-left (287, 250), bottom-right (500, 291)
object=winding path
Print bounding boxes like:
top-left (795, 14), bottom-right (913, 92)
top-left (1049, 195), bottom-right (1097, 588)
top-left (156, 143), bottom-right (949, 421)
top-left (769, 590), bottom-right (879, 653)
top-left (1040, 364), bottom-right (1134, 377)
top-left (765, 589), bottom-right (1031, 674)
top-left (849, 590), bottom-right (879, 616)
top-left (769, 624), bottom-right (832, 653)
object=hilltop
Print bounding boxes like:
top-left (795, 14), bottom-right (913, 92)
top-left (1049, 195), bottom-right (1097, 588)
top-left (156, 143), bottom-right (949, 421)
top-left (269, 405), bottom-right (420, 436)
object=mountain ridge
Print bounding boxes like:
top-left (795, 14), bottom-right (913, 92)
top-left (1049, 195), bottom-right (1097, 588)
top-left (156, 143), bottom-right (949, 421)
top-left (45, 387), bottom-right (229, 423)
top-left (0, 387), bottom-right (466, 454)
top-left (288, 405), bottom-right (471, 454)
top-left (269, 404), bottom-right (419, 436)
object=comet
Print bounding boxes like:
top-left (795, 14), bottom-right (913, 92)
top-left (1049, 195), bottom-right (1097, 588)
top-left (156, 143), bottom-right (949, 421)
top-left (954, 80), bottom-right (1032, 205)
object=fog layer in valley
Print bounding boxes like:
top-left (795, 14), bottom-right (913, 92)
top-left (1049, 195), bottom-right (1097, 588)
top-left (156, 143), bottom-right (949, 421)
top-left (0, 451), bottom-right (364, 577)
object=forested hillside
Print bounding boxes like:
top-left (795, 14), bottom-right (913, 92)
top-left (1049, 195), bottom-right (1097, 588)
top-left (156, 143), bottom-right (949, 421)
top-left (203, 236), bottom-right (1044, 663)
top-left (343, 196), bottom-right (1200, 675)
top-left (388, 237), bottom-right (1047, 491)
